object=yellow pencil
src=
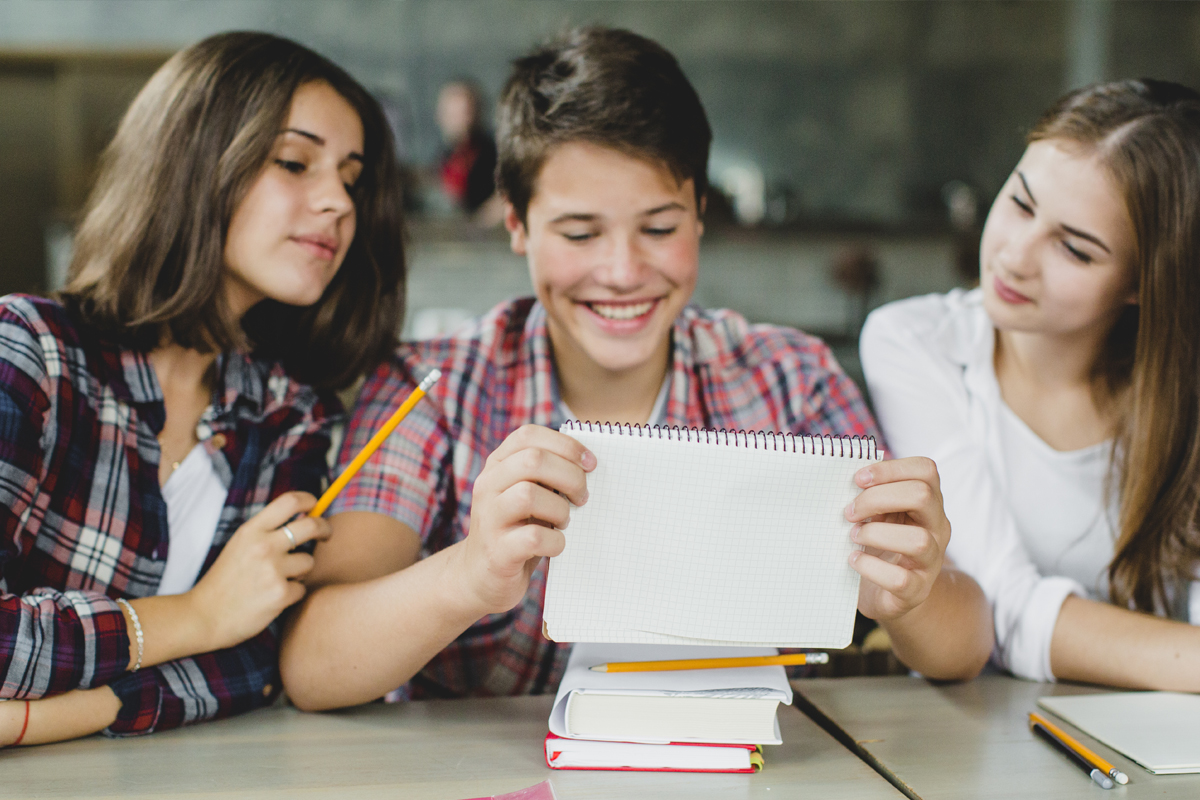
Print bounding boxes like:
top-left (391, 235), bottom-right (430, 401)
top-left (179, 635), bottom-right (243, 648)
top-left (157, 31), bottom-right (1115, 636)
top-left (309, 369), bottom-right (442, 518)
top-left (589, 652), bottom-right (829, 673)
top-left (1029, 711), bottom-right (1129, 785)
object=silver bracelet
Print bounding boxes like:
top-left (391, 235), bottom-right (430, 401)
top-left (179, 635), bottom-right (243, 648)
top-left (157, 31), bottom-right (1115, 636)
top-left (116, 598), bottom-right (144, 672)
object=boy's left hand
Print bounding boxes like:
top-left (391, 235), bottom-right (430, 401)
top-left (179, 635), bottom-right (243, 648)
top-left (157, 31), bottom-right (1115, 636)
top-left (845, 456), bottom-right (950, 621)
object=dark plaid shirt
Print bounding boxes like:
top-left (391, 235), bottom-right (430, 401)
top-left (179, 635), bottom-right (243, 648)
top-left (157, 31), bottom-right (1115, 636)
top-left (332, 298), bottom-right (880, 700)
top-left (0, 295), bottom-right (336, 735)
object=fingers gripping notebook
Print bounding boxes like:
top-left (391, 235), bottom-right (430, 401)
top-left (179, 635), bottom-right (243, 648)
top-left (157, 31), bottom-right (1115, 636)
top-left (544, 422), bottom-right (882, 648)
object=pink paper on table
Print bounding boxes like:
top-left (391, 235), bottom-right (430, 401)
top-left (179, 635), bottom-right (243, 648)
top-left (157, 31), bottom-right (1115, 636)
top-left (460, 779), bottom-right (557, 800)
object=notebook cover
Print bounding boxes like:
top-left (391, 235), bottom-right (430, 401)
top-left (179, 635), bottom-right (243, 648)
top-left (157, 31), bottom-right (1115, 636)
top-left (544, 733), bottom-right (761, 773)
top-left (1038, 692), bottom-right (1200, 774)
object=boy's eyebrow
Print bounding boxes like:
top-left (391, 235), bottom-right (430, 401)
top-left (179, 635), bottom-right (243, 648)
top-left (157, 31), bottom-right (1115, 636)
top-left (641, 202), bottom-right (687, 216)
top-left (281, 128), bottom-right (364, 163)
top-left (548, 202), bottom-right (687, 225)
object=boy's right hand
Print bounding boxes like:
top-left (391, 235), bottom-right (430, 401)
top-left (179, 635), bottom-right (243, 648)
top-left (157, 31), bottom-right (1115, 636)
top-left (453, 424), bottom-right (595, 616)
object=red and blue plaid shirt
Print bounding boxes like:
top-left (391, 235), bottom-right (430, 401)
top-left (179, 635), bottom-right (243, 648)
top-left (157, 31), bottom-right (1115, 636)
top-left (0, 295), bottom-right (335, 735)
top-left (331, 297), bottom-right (880, 700)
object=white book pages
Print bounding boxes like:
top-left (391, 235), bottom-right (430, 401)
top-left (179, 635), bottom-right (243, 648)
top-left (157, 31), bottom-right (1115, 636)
top-left (544, 423), bottom-right (878, 647)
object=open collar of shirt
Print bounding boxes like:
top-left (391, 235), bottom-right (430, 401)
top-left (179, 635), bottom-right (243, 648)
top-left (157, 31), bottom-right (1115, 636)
top-left (90, 333), bottom-right (305, 464)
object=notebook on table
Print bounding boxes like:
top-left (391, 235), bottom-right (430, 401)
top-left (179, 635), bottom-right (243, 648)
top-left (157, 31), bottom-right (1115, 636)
top-left (1038, 692), bottom-right (1200, 774)
top-left (544, 421), bottom-right (882, 648)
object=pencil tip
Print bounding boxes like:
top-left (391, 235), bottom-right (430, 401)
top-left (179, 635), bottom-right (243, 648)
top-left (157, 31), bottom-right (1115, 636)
top-left (589, 665), bottom-right (607, 672)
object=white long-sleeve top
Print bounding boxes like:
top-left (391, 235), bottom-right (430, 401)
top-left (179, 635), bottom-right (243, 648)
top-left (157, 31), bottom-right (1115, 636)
top-left (861, 288), bottom-right (1130, 682)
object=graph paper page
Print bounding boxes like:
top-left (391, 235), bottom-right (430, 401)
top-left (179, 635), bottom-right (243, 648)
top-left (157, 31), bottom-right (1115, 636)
top-left (543, 425), bottom-right (881, 648)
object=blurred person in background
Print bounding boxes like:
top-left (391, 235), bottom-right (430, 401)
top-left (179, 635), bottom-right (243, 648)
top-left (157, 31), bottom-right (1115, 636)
top-left (436, 79), bottom-right (498, 216)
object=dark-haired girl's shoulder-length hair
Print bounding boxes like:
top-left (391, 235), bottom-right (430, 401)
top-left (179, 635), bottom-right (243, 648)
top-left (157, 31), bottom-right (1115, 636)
top-left (60, 31), bottom-right (405, 391)
top-left (1029, 79), bottom-right (1200, 614)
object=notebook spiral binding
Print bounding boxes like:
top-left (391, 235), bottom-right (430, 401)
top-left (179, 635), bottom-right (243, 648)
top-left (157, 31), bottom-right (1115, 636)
top-left (562, 420), bottom-right (878, 460)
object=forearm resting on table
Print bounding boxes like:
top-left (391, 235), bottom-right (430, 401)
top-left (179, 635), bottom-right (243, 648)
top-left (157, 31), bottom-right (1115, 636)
top-left (1051, 595), bottom-right (1200, 691)
top-left (281, 540), bottom-right (484, 711)
top-left (880, 567), bottom-right (993, 681)
top-left (1, 686), bottom-right (121, 746)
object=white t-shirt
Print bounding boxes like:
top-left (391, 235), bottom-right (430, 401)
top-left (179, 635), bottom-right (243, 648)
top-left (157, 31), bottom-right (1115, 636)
top-left (157, 443), bottom-right (228, 596)
top-left (558, 375), bottom-right (671, 427)
top-left (861, 288), bottom-right (1196, 682)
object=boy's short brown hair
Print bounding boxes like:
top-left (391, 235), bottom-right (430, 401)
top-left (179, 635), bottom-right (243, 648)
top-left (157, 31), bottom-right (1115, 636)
top-left (496, 27), bottom-right (712, 222)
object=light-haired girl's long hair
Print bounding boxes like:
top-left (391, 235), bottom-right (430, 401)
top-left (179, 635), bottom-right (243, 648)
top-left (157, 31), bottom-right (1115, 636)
top-left (1029, 80), bottom-right (1200, 613)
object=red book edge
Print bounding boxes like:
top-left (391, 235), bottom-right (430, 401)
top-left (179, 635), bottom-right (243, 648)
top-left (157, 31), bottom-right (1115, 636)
top-left (543, 732), bottom-right (761, 773)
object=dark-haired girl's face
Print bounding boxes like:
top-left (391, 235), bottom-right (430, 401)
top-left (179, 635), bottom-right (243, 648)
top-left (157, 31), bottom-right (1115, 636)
top-left (980, 139), bottom-right (1137, 339)
top-left (224, 80), bottom-right (364, 317)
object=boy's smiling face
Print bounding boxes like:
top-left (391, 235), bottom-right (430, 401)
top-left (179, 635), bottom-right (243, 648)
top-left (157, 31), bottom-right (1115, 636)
top-left (506, 141), bottom-right (703, 381)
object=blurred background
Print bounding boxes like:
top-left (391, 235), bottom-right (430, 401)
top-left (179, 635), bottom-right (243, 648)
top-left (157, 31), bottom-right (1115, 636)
top-left (2, 0), bottom-right (1198, 386)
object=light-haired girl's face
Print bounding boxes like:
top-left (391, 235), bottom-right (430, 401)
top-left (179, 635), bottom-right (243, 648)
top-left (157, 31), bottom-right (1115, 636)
top-left (223, 80), bottom-right (364, 316)
top-left (980, 139), bottom-right (1137, 339)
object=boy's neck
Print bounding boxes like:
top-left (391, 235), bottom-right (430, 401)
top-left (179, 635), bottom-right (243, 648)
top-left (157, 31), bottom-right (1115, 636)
top-left (549, 326), bottom-right (672, 426)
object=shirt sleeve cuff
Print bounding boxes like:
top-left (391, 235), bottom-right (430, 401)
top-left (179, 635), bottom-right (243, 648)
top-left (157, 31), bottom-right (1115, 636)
top-left (1001, 576), bottom-right (1085, 683)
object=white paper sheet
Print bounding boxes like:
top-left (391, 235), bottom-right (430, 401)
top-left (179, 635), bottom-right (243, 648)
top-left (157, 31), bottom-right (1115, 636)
top-left (544, 423), bottom-right (878, 647)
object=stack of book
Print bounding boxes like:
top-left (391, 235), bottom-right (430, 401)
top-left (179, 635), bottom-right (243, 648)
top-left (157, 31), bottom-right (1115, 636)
top-left (544, 643), bottom-right (793, 773)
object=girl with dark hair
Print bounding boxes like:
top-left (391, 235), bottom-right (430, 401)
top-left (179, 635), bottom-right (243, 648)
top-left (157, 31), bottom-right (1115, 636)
top-left (862, 79), bottom-right (1200, 689)
top-left (0, 31), bottom-right (404, 744)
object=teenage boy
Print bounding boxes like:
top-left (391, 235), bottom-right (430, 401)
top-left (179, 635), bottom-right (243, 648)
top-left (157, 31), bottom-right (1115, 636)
top-left (280, 27), bottom-right (992, 710)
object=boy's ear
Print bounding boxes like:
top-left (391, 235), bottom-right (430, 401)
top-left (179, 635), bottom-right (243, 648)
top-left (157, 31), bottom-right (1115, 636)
top-left (504, 202), bottom-right (528, 256)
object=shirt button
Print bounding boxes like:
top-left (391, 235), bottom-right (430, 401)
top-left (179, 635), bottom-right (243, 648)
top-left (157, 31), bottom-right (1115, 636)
top-left (210, 433), bottom-right (227, 450)
top-left (261, 684), bottom-right (273, 697)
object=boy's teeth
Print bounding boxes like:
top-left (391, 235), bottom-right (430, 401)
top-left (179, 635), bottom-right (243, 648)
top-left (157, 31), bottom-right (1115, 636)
top-left (589, 301), bottom-right (654, 320)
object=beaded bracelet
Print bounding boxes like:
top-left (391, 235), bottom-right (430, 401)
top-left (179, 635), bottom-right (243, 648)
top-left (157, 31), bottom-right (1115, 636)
top-left (116, 598), bottom-right (144, 672)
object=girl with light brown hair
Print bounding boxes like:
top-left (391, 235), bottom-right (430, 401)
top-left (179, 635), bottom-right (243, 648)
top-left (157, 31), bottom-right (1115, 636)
top-left (0, 31), bottom-right (404, 745)
top-left (863, 79), bottom-right (1200, 689)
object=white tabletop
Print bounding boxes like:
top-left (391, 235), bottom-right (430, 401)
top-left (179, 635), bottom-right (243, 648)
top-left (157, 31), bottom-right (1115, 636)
top-left (0, 694), bottom-right (900, 799)
top-left (796, 673), bottom-right (1200, 799)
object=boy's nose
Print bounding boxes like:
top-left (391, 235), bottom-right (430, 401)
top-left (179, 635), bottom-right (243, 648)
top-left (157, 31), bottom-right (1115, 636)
top-left (601, 234), bottom-right (645, 288)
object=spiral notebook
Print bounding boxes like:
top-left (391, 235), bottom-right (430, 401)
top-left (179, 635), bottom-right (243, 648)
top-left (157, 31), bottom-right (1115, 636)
top-left (543, 422), bottom-right (882, 648)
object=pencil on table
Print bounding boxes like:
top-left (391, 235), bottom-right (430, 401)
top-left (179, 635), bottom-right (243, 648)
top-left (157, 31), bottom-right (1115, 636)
top-left (1029, 711), bottom-right (1128, 786)
top-left (309, 369), bottom-right (442, 518)
top-left (589, 653), bottom-right (829, 673)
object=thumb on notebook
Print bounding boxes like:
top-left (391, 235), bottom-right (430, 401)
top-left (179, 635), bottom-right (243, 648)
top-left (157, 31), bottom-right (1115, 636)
top-left (455, 424), bottom-right (595, 616)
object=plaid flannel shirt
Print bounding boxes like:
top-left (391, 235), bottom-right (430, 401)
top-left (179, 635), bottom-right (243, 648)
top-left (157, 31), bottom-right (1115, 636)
top-left (0, 295), bottom-right (335, 735)
top-left (331, 297), bottom-right (881, 700)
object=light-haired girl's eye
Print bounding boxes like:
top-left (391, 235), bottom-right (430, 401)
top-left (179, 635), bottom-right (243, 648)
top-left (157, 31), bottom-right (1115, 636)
top-left (275, 159), bottom-right (306, 175)
top-left (1063, 241), bottom-right (1093, 264)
